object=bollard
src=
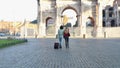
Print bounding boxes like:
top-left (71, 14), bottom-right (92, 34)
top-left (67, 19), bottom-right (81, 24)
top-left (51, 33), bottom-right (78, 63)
top-left (104, 32), bottom-right (106, 38)
top-left (83, 34), bottom-right (86, 39)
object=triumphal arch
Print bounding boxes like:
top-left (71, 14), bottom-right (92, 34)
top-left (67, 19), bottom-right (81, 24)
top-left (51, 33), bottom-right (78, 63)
top-left (37, 0), bottom-right (104, 38)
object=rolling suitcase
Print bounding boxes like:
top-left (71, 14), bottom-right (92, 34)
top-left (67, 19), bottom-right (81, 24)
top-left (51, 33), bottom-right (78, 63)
top-left (54, 42), bottom-right (59, 49)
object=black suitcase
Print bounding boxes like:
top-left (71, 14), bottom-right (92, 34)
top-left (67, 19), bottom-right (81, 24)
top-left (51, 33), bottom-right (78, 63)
top-left (54, 42), bottom-right (59, 49)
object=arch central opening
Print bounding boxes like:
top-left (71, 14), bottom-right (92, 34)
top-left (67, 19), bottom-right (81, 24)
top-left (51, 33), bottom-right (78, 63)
top-left (62, 9), bottom-right (77, 27)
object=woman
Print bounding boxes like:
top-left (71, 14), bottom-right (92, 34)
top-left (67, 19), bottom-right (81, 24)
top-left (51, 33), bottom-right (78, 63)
top-left (58, 25), bottom-right (64, 48)
top-left (64, 27), bottom-right (70, 48)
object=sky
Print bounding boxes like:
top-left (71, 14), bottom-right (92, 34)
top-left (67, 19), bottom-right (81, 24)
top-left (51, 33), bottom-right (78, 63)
top-left (62, 9), bottom-right (77, 26)
top-left (0, 0), bottom-right (37, 22)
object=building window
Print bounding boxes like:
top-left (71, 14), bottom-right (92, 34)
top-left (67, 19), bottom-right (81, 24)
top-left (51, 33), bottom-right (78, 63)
top-left (103, 10), bottom-right (105, 17)
top-left (109, 12), bottom-right (113, 17)
top-left (103, 21), bottom-right (105, 27)
top-left (111, 20), bottom-right (115, 27)
top-left (109, 7), bottom-right (113, 17)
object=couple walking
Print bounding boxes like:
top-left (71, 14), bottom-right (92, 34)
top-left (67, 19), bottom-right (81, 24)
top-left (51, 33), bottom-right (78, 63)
top-left (57, 25), bottom-right (70, 48)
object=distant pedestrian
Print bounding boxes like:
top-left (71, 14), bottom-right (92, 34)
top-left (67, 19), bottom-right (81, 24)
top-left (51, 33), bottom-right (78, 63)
top-left (63, 27), bottom-right (70, 48)
top-left (57, 25), bottom-right (64, 48)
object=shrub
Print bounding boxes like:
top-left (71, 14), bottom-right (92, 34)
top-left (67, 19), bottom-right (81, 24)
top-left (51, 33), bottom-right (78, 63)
top-left (0, 39), bottom-right (28, 48)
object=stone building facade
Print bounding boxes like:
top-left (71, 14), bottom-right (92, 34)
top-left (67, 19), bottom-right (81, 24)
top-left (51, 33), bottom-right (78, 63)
top-left (113, 0), bottom-right (120, 26)
top-left (37, 0), bottom-right (104, 38)
top-left (103, 5), bottom-right (115, 27)
top-left (102, 0), bottom-right (120, 27)
top-left (20, 21), bottom-right (37, 38)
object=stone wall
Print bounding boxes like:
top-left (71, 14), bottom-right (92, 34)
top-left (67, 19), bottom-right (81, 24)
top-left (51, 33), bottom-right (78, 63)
top-left (104, 27), bottom-right (120, 38)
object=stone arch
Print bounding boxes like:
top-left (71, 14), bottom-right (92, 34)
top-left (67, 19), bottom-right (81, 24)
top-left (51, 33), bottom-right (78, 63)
top-left (46, 17), bottom-right (54, 35)
top-left (61, 6), bottom-right (78, 15)
top-left (36, 0), bottom-right (104, 38)
top-left (46, 17), bottom-right (53, 27)
top-left (87, 16), bottom-right (95, 27)
top-left (86, 16), bottom-right (96, 37)
top-left (61, 6), bottom-right (78, 27)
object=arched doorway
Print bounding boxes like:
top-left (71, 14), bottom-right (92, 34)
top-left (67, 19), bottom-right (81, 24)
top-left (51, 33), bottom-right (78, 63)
top-left (86, 16), bottom-right (96, 37)
top-left (87, 17), bottom-right (95, 27)
top-left (61, 7), bottom-right (78, 27)
top-left (61, 7), bottom-right (80, 36)
top-left (46, 17), bottom-right (55, 35)
top-left (46, 17), bottom-right (53, 27)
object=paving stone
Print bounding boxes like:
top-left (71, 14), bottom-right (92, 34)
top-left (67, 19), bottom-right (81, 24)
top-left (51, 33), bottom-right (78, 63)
top-left (0, 38), bottom-right (120, 68)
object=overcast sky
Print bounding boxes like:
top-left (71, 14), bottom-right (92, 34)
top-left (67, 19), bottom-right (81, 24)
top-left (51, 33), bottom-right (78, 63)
top-left (0, 0), bottom-right (37, 22)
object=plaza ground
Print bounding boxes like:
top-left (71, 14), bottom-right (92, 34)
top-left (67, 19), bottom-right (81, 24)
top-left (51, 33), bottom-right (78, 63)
top-left (0, 38), bottom-right (120, 68)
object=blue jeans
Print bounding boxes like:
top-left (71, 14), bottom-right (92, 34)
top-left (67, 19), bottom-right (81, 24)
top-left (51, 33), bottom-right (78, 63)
top-left (59, 37), bottom-right (63, 47)
top-left (64, 37), bottom-right (69, 48)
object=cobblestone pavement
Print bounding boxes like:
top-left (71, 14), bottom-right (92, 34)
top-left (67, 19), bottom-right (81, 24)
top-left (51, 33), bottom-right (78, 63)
top-left (0, 38), bottom-right (120, 68)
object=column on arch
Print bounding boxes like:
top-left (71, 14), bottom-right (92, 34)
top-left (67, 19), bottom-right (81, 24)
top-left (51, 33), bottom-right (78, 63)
top-left (80, 0), bottom-right (93, 38)
top-left (80, 0), bottom-right (86, 37)
top-left (55, 1), bottom-right (63, 35)
top-left (96, 1), bottom-right (104, 38)
top-left (37, 0), bottom-right (46, 37)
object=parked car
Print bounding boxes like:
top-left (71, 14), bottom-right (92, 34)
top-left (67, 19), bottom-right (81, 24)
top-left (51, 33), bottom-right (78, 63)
top-left (0, 33), bottom-right (6, 36)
